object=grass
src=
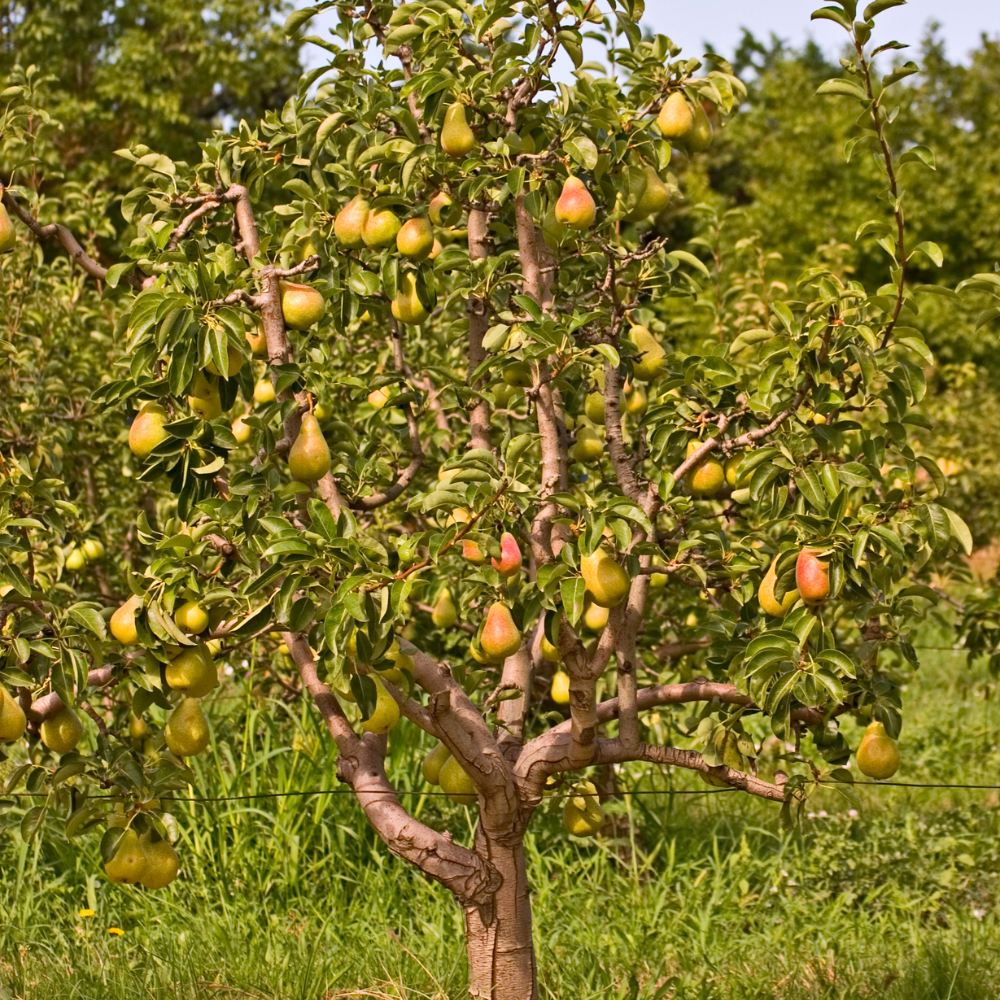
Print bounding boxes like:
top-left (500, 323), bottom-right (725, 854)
top-left (2, 634), bottom-right (1000, 1000)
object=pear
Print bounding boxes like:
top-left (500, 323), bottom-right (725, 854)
top-left (725, 454), bottom-right (742, 488)
top-left (396, 217), bottom-right (434, 259)
top-left (174, 600), bottom-right (209, 635)
top-left (626, 164), bottom-right (672, 221)
top-left (82, 539), bottom-right (104, 561)
top-left (334, 195), bottom-right (370, 249)
top-left (431, 589), bottom-right (458, 628)
top-left (540, 628), bottom-right (560, 663)
top-left (360, 675), bottom-right (400, 734)
top-left (688, 101), bottom-right (713, 152)
top-left (856, 720), bottom-right (900, 780)
top-left (480, 602), bottom-right (522, 660)
top-left (441, 102), bottom-right (476, 157)
top-left (39, 701), bottom-right (84, 754)
top-left (581, 549), bottom-right (630, 608)
top-left (189, 391), bottom-right (223, 421)
top-left (65, 548), bottom-right (87, 571)
top-left (128, 712), bottom-right (148, 740)
top-left (0, 686), bottom-right (26, 743)
top-left (422, 743), bottom-right (452, 785)
top-left (165, 697), bottom-right (210, 757)
top-left (656, 92), bottom-right (695, 140)
top-left (583, 599), bottom-right (609, 631)
top-left (469, 636), bottom-right (492, 664)
top-left (584, 390), bottom-right (605, 425)
top-left (563, 782), bottom-right (603, 836)
top-left (288, 413), bottom-right (332, 481)
top-left (361, 207), bottom-right (402, 250)
top-left (129, 401), bottom-right (169, 458)
top-left (391, 271), bottom-right (429, 325)
top-left (758, 560), bottom-right (799, 618)
top-left (701, 730), bottom-right (745, 787)
top-left (105, 828), bottom-right (147, 884)
top-left (463, 539), bottom-right (486, 565)
top-left (246, 322), bottom-right (268, 357)
top-left (110, 594), bottom-right (143, 645)
top-left (554, 175), bottom-right (596, 231)
top-left (253, 379), bottom-right (276, 404)
top-left (428, 238), bottom-right (443, 260)
top-left (795, 548), bottom-right (830, 606)
top-left (502, 362), bottom-right (533, 388)
top-left (206, 344), bottom-right (244, 378)
top-left (625, 385), bottom-right (647, 416)
top-left (571, 426), bottom-right (604, 463)
top-left (439, 754), bottom-right (477, 804)
top-left (280, 281), bottom-right (326, 331)
top-left (491, 532), bottom-right (522, 578)
top-left (0, 203), bottom-right (16, 253)
top-left (165, 644), bottom-right (218, 698)
top-left (684, 440), bottom-right (725, 498)
top-left (368, 386), bottom-right (392, 409)
top-left (649, 560), bottom-right (668, 590)
top-left (429, 192), bottom-right (460, 227)
top-left (232, 414), bottom-right (252, 444)
top-left (138, 832), bottom-right (180, 889)
top-left (629, 326), bottom-right (666, 381)
top-left (550, 670), bottom-right (570, 705)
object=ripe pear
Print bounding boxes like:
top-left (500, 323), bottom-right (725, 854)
top-left (571, 426), bottom-right (604, 463)
top-left (40, 701), bottom-right (84, 754)
top-left (422, 743), bottom-right (452, 785)
top-left (429, 191), bottom-right (460, 227)
top-left (583, 600), bottom-right (609, 631)
top-left (563, 783), bottom-right (603, 836)
top-left (288, 413), bottom-right (332, 481)
top-left (0, 686), bottom-right (26, 743)
top-left (481, 602), bottom-right (522, 660)
top-left (625, 385), bottom-right (647, 416)
top-left (439, 754), bottom-right (477, 804)
top-left (396, 217), bottom-right (434, 259)
top-left (368, 386), bottom-right (391, 409)
top-left (334, 195), bottom-right (370, 249)
top-left (758, 560), bottom-right (798, 617)
top-left (491, 532), bottom-right (522, 578)
top-left (246, 322), bottom-right (268, 357)
top-left (206, 344), bottom-right (244, 378)
top-left (361, 675), bottom-right (400, 735)
top-left (463, 539), bottom-right (486, 565)
top-left (725, 454), bottom-right (742, 489)
top-left (82, 539), bottom-right (104, 561)
top-left (65, 548), bottom-right (87, 571)
top-left (105, 828), bottom-right (147, 884)
top-left (391, 271), bottom-right (429, 325)
top-left (441, 102), bottom-right (476, 157)
top-left (554, 175), bottom-right (596, 231)
top-left (361, 207), bottom-right (402, 250)
top-left (431, 588), bottom-right (458, 628)
top-left (111, 594), bottom-right (143, 645)
top-left (629, 326), bottom-right (666, 381)
top-left (138, 832), bottom-right (180, 889)
top-left (688, 101), bottom-right (713, 152)
top-left (856, 720), bottom-right (900, 780)
top-left (550, 670), bottom-right (570, 705)
top-left (540, 627), bottom-right (560, 663)
top-left (469, 636), bottom-right (492, 664)
top-left (165, 644), bottom-right (218, 698)
top-left (280, 281), bottom-right (326, 331)
top-left (656, 92), bottom-right (695, 140)
top-left (625, 165), bottom-right (672, 221)
top-left (684, 440), bottom-right (725, 498)
top-left (584, 390), bottom-right (605, 425)
top-left (189, 391), bottom-right (223, 421)
top-left (129, 401), bottom-right (169, 458)
top-left (253, 378), bottom-right (276, 404)
top-left (428, 237), bottom-right (443, 260)
top-left (581, 549), bottom-right (630, 608)
top-left (232, 414), bottom-right (252, 444)
top-left (0, 203), bottom-right (16, 253)
top-left (165, 697), bottom-right (210, 757)
top-left (174, 600), bottom-right (208, 635)
top-left (795, 548), bottom-right (830, 606)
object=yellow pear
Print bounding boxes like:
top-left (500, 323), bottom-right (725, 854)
top-left (368, 386), bottom-right (391, 409)
top-left (0, 203), bottom-right (16, 253)
top-left (439, 754), bottom-right (477, 804)
top-left (206, 344), bottom-right (244, 378)
top-left (280, 281), bottom-right (326, 331)
top-left (571, 426), bottom-right (604, 463)
top-left (65, 548), bottom-right (87, 571)
top-left (246, 321), bottom-right (268, 357)
top-left (725, 454), bottom-right (742, 488)
top-left (583, 600), bottom-right (609, 631)
top-left (563, 783), bottom-right (603, 836)
top-left (584, 390), bottom-right (605, 425)
top-left (334, 195), bottom-right (370, 249)
top-left (684, 440), bottom-right (725, 497)
top-left (540, 628), bottom-right (560, 663)
top-left (39, 701), bottom-right (84, 754)
top-left (422, 743), bottom-right (452, 785)
top-left (625, 385), bottom-right (647, 416)
top-left (138, 832), bottom-right (180, 889)
top-left (165, 697), bottom-right (210, 757)
top-left (581, 549), bottom-right (630, 608)
top-left (480, 602), bottom-right (522, 660)
top-left (629, 326), bottom-right (666, 381)
top-left (173, 600), bottom-right (209, 635)
top-left (554, 175), bottom-right (596, 230)
top-left (128, 711), bottom-right (148, 739)
top-left (441, 102), bottom-right (476, 157)
top-left (82, 539), bottom-right (104, 561)
top-left (360, 675), bottom-right (400, 734)
top-left (231, 413), bottom-right (252, 444)
top-left (189, 389), bottom-right (223, 420)
top-left (431, 588), bottom-right (458, 628)
top-left (0, 686), bottom-right (26, 743)
top-left (429, 191), bottom-right (460, 227)
top-left (129, 401), bottom-right (169, 458)
top-left (391, 271), bottom-right (429, 325)
top-left (288, 413), bottom-right (332, 481)
top-left (856, 720), bottom-right (900, 780)
top-left (428, 237), bottom-right (443, 260)
top-left (165, 644), bottom-right (218, 698)
top-left (110, 594), bottom-right (143, 645)
top-left (758, 560), bottom-right (798, 618)
top-left (396, 217), bottom-right (434, 259)
top-left (253, 378), bottom-right (276, 404)
top-left (105, 828), bottom-right (147, 884)
top-left (550, 670), bottom-right (570, 705)
top-left (361, 207), bottom-right (402, 250)
top-left (656, 92), bottom-right (695, 139)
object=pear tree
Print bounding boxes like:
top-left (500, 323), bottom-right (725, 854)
top-left (0, 2), bottom-right (979, 997)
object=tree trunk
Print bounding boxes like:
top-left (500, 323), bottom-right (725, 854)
top-left (464, 834), bottom-right (537, 1000)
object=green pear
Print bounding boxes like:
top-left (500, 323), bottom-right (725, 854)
top-left (625, 165), bottom-right (672, 221)
top-left (688, 101), bottom-right (713, 152)
top-left (439, 754), bottom-right (477, 804)
top-left (253, 378), bottom-right (276, 404)
top-left (105, 828), bottom-right (147, 884)
top-left (571, 426), bottom-right (604, 463)
top-left (563, 782), bottom-right (603, 836)
top-left (684, 440), bottom-right (725, 497)
top-left (360, 675), bottom-right (400, 734)
top-left (391, 271), bottom-right (429, 325)
top-left (629, 326), bottom-right (666, 381)
top-left (554, 175), bottom-right (596, 230)
top-left (40, 701), bottom-right (84, 754)
top-left (138, 831), bottom-right (180, 889)
top-left (361, 207), bottom-right (402, 250)
top-left (129, 401), bottom-right (169, 458)
top-left (174, 600), bottom-right (208, 635)
top-left (441, 102), bottom-right (476, 157)
top-left (165, 697), bottom-right (209, 757)
top-left (581, 549), bottom-right (630, 608)
top-left (758, 560), bottom-right (798, 618)
top-left (584, 390), bottom-right (605, 425)
top-left (656, 92), bottom-right (694, 139)
top-left (480, 602), bottom-right (522, 660)
top-left (165, 644), bottom-right (218, 698)
top-left (856, 720), bottom-right (900, 780)
top-left (280, 281), bottom-right (326, 331)
top-left (82, 539), bottom-right (104, 561)
top-left (206, 344), bottom-right (244, 378)
top-left (189, 391), bottom-right (223, 420)
top-left (0, 686), bottom-right (26, 743)
top-left (428, 192), bottom-right (460, 227)
top-left (0, 203), bottom-right (15, 253)
top-left (422, 743), bottom-right (451, 785)
top-left (334, 195), bottom-right (370, 249)
top-left (502, 361), bottom-right (534, 388)
top-left (65, 548), bottom-right (87, 571)
top-left (288, 413), bottom-right (332, 481)
top-left (396, 217), bottom-right (434, 259)
top-left (431, 588), bottom-right (457, 628)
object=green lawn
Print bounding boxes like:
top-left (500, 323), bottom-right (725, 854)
top-left (3, 636), bottom-right (999, 1000)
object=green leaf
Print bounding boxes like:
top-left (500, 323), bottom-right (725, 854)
top-left (864, 0), bottom-right (905, 17)
top-left (816, 79), bottom-right (869, 101)
top-left (561, 578), bottom-right (586, 626)
top-left (810, 8), bottom-right (851, 29)
top-left (67, 605), bottom-right (107, 641)
top-left (942, 508), bottom-right (973, 556)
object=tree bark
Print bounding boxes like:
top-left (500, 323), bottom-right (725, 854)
top-left (465, 833), bottom-right (537, 1000)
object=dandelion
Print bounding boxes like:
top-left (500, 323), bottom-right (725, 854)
top-left (79, 909), bottom-right (95, 918)
top-left (108, 927), bottom-right (124, 936)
